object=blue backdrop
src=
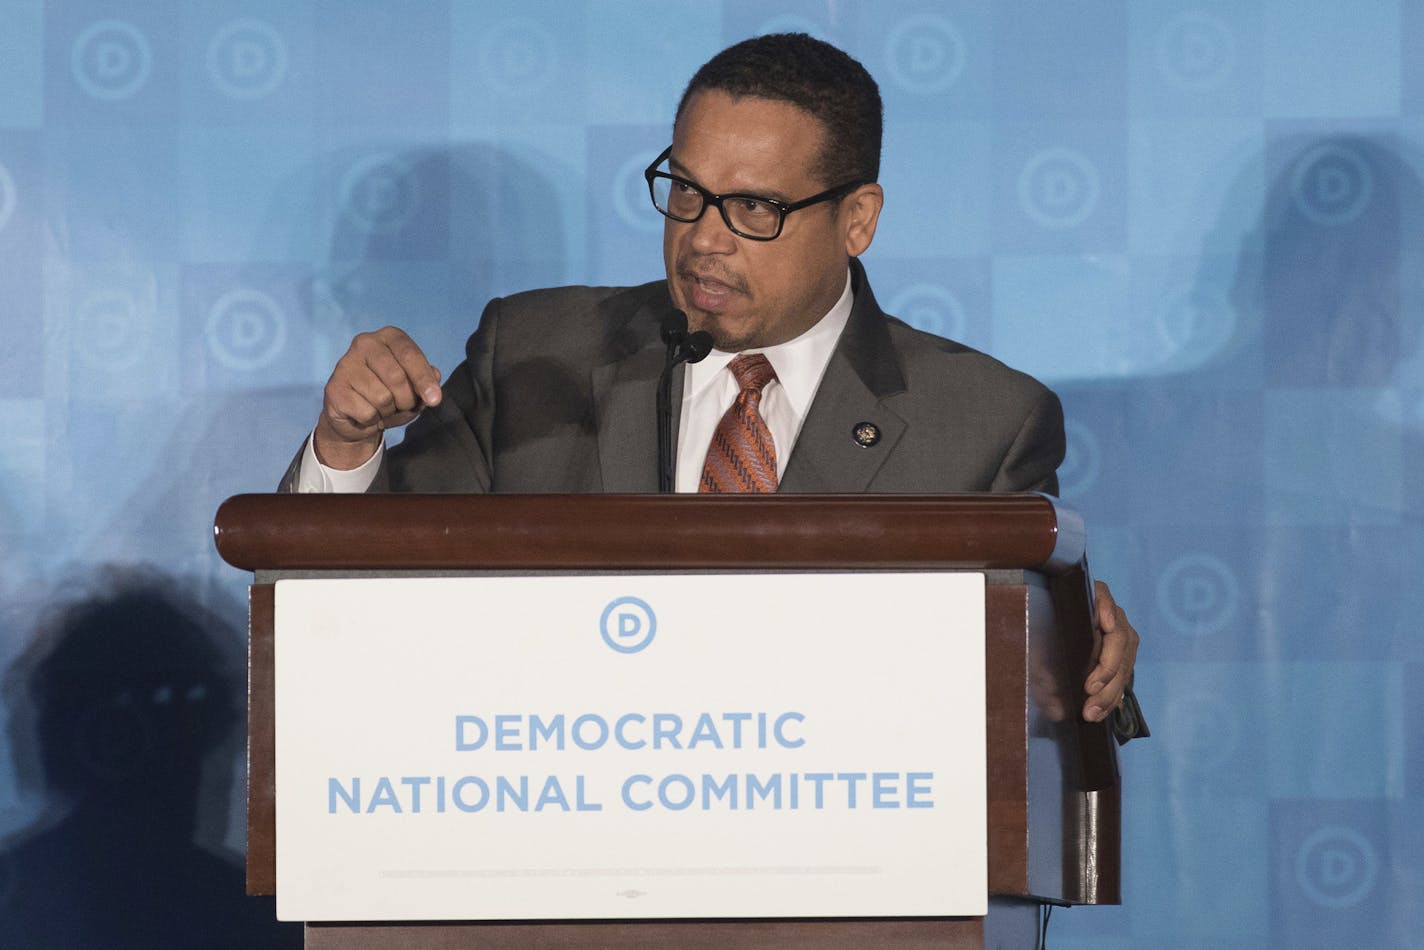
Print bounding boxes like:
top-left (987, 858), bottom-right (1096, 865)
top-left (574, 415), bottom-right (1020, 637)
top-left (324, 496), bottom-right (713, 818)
top-left (1, 2), bottom-right (1421, 947)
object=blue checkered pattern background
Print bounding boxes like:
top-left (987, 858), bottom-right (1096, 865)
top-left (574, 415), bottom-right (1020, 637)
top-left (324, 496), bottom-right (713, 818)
top-left (1, 2), bottom-right (1421, 946)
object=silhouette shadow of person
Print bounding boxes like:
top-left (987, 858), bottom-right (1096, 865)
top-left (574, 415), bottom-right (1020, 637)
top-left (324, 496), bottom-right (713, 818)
top-left (0, 571), bottom-right (301, 948)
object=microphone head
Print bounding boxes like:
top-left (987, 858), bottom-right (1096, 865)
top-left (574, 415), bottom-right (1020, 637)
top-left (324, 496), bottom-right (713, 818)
top-left (682, 330), bottom-right (714, 364)
top-left (660, 309), bottom-right (689, 345)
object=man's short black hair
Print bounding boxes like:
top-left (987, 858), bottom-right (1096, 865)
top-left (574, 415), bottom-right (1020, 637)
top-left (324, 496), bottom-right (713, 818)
top-left (675, 33), bottom-right (882, 187)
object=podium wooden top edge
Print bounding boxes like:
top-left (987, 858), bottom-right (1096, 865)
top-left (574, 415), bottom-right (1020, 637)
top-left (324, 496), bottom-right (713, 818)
top-left (213, 492), bottom-right (1086, 574)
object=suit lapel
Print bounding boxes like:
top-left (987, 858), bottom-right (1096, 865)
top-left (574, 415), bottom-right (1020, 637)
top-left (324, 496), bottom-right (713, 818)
top-left (591, 299), bottom-right (680, 493)
top-left (780, 261), bottom-right (907, 493)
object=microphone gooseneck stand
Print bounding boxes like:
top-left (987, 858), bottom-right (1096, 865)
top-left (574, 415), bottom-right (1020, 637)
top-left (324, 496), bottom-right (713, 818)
top-left (657, 310), bottom-right (713, 492)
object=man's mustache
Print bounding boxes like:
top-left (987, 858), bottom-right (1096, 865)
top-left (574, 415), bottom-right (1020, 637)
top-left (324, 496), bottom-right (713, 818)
top-left (675, 257), bottom-right (751, 296)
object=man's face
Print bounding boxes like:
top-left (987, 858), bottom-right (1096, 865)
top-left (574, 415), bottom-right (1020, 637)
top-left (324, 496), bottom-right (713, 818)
top-left (662, 90), bottom-right (880, 351)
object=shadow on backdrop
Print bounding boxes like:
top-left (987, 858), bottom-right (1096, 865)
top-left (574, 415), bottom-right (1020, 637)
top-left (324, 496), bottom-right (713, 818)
top-left (0, 569), bottom-right (301, 949)
top-left (266, 141), bottom-right (570, 368)
top-left (1254, 135), bottom-right (1424, 390)
top-left (92, 141), bottom-right (567, 582)
top-left (1059, 133), bottom-right (1424, 533)
top-left (6, 141), bottom-right (572, 947)
top-left (1037, 131), bottom-right (1424, 949)
top-left (292, 141), bottom-right (576, 457)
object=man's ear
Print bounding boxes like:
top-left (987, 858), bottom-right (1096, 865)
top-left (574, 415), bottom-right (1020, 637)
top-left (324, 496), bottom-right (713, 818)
top-left (842, 183), bottom-right (884, 257)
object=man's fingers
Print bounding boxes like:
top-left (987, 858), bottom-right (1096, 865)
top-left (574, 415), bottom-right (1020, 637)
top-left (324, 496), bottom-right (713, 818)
top-left (375, 326), bottom-right (443, 406)
top-left (324, 328), bottom-right (443, 440)
top-left (1086, 631), bottom-right (1127, 694)
top-left (1083, 581), bottom-right (1140, 722)
top-left (1083, 657), bottom-right (1130, 721)
top-left (325, 363), bottom-right (403, 435)
top-left (313, 327), bottom-right (440, 471)
top-left (325, 375), bottom-right (420, 435)
top-left (363, 347), bottom-right (426, 415)
top-left (1094, 580), bottom-right (1123, 631)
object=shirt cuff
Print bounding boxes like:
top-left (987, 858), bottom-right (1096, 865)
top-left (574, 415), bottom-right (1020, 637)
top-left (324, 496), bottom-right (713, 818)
top-left (296, 431), bottom-right (384, 493)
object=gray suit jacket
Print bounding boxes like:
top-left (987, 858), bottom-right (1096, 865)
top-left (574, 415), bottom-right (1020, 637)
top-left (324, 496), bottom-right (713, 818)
top-left (291, 261), bottom-right (1064, 495)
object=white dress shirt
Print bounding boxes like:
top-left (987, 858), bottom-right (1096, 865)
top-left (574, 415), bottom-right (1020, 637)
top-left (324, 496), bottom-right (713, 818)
top-left (297, 270), bottom-right (854, 493)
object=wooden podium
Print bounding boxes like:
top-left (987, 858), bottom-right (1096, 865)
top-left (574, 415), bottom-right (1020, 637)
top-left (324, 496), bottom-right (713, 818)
top-left (214, 493), bottom-right (1121, 949)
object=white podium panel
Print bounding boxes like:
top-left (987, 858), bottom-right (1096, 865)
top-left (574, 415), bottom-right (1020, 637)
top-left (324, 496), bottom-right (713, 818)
top-left (273, 573), bottom-right (986, 921)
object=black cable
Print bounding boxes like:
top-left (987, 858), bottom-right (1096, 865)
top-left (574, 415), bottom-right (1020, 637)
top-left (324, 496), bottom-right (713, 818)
top-left (1037, 899), bottom-right (1072, 950)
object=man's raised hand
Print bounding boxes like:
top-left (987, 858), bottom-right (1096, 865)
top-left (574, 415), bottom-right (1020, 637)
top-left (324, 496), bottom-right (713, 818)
top-left (312, 326), bottom-right (442, 470)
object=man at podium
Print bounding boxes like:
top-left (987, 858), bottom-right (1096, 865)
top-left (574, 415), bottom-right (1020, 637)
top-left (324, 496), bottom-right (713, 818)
top-left (281, 33), bottom-right (1141, 734)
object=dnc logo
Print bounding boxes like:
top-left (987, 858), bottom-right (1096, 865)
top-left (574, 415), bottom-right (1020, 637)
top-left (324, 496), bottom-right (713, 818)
top-left (599, 597), bottom-right (656, 654)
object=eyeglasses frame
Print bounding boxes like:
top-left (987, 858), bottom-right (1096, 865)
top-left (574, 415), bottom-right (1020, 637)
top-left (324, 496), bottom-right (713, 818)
top-left (643, 145), bottom-right (868, 242)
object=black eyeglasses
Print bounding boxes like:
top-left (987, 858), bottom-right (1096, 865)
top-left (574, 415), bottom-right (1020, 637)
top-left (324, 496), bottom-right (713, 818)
top-left (643, 146), bottom-right (866, 241)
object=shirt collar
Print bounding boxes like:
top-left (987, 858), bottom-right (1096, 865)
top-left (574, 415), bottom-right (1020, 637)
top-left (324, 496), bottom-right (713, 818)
top-left (685, 268), bottom-right (855, 416)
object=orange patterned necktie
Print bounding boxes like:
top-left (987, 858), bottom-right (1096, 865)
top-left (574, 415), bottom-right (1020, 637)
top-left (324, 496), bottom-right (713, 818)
top-left (699, 354), bottom-right (779, 493)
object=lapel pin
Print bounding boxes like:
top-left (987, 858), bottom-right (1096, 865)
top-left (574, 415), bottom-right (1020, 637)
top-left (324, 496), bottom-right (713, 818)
top-left (852, 421), bottom-right (881, 448)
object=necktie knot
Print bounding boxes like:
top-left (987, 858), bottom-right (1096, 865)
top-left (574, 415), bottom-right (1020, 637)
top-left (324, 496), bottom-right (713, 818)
top-left (729, 353), bottom-right (776, 395)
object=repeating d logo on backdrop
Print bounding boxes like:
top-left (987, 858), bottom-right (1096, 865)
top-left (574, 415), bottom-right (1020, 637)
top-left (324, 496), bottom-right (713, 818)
top-left (207, 18), bottom-right (289, 101)
top-left (71, 19), bottom-right (152, 101)
top-left (1294, 826), bottom-right (1380, 910)
top-left (75, 290), bottom-right (151, 371)
top-left (1019, 147), bottom-right (1101, 230)
top-left (340, 153), bottom-right (421, 234)
top-left (1291, 143), bottom-right (1374, 227)
top-left (205, 288), bottom-right (288, 371)
top-left (888, 284), bottom-right (967, 341)
top-left (478, 18), bottom-right (559, 97)
top-left (1156, 11), bottom-right (1237, 91)
top-left (886, 14), bottom-right (967, 95)
top-left (1156, 552), bottom-right (1239, 638)
top-left (599, 596), bottom-right (656, 654)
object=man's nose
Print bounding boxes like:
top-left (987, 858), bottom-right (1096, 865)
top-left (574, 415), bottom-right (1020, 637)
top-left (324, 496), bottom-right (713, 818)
top-left (687, 202), bottom-right (738, 253)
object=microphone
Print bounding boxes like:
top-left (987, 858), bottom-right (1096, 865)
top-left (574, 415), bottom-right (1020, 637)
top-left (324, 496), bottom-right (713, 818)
top-left (677, 328), bottom-right (713, 364)
top-left (659, 310), bottom-right (713, 361)
top-left (660, 309), bottom-right (689, 346)
top-left (657, 310), bottom-right (713, 492)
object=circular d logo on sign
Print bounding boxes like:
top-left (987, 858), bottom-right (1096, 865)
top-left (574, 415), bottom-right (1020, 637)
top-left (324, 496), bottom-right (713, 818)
top-left (600, 597), bottom-right (656, 654)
